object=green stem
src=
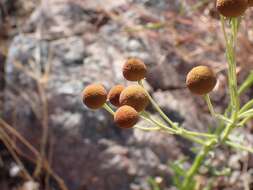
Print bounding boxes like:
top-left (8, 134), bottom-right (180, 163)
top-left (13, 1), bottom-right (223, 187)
top-left (182, 130), bottom-right (215, 139)
top-left (216, 115), bottom-right (233, 125)
top-left (220, 16), bottom-right (229, 47)
top-left (221, 122), bottom-right (235, 142)
top-left (138, 80), bottom-right (217, 140)
top-left (231, 18), bottom-right (240, 112)
top-left (239, 109), bottom-right (253, 119)
top-left (162, 128), bottom-right (207, 146)
top-left (179, 132), bottom-right (207, 146)
top-left (103, 103), bottom-right (211, 144)
top-left (239, 99), bottom-right (253, 114)
top-left (103, 103), bottom-right (163, 131)
top-left (181, 140), bottom-right (216, 190)
top-left (238, 115), bottom-right (253, 127)
top-left (228, 18), bottom-right (240, 116)
top-left (142, 111), bottom-right (215, 139)
top-left (204, 101), bottom-right (234, 132)
top-left (220, 17), bottom-right (240, 143)
top-left (238, 71), bottom-right (253, 95)
top-left (103, 103), bottom-right (115, 115)
top-left (140, 111), bottom-right (177, 134)
top-left (140, 112), bottom-right (208, 145)
top-left (204, 94), bottom-right (216, 117)
top-left (138, 80), bottom-right (178, 130)
top-left (225, 140), bottom-right (253, 153)
top-left (133, 126), bottom-right (160, 131)
top-left (221, 16), bottom-right (240, 119)
top-left (181, 16), bottom-right (242, 190)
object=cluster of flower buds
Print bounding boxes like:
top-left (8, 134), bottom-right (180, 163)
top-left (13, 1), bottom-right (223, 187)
top-left (82, 58), bottom-right (217, 129)
top-left (216, 0), bottom-right (252, 17)
top-left (82, 58), bottom-right (149, 128)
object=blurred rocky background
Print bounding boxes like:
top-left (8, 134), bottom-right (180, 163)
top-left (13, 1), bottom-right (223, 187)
top-left (0, 0), bottom-right (253, 189)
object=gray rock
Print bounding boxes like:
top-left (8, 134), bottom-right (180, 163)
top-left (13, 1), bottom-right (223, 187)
top-left (51, 36), bottom-right (86, 65)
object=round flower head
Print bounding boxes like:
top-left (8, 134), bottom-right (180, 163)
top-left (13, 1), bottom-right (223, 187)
top-left (114, 105), bottom-right (139, 128)
top-left (186, 66), bottom-right (217, 95)
top-left (82, 84), bottom-right (107, 109)
top-left (123, 58), bottom-right (147, 81)
top-left (108, 85), bottom-right (125, 107)
top-left (119, 85), bottom-right (149, 112)
top-left (249, 0), bottom-right (253, 6)
top-left (216, 0), bottom-right (248, 17)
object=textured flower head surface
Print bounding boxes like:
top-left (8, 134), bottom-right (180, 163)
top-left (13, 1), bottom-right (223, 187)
top-left (216, 0), bottom-right (248, 17)
top-left (186, 66), bottom-right (217, 95)
top-left (123, 58), bottom-right (147, 81)
top-left (108, 85), bottom-right (125, 107)
top-left (114, 105), bottom-right (139, 128)
top-left (82, 84), bottom-right (107, 109)
top-left (248, 0), bottom-right (253, 6)
top-left (119, 85), bottom-right (149, 112)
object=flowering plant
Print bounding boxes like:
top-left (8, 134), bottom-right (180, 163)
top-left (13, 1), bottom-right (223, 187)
top-left (82, 1), bottom-right (253, 189)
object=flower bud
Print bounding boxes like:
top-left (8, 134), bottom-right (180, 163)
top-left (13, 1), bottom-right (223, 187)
top-left (123, 58), bottom-right (147, 81)
top-left (186, 66), bottom-right (217, 95)
top-left (108, 85), bottom-right (125, 107)
top-left (119, 85), bottom-right (149, 112)
top-left (82, 84), bottom-right (107, 109)
top-left (114, 105), bottom-right (139, 128)
top-left (248, 0), bottom-right (253, 6)
top-left (216, 0), bottom-right (248, 17)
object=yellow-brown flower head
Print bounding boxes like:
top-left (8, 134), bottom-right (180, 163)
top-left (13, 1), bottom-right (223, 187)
top-left (82, 84), bottom-right (107, 109)
top-left (248, 0), bottom-right (253, 6)
top-left (119, 85), bottom-right (149, 112)
top-left (216, 0), bottom-right (248, 17)
top-left (108, 85), bottom-right (125, 107)
top-left (123, 58), bottom-right (147, 81)
top-left (186, 66), bottom-right (217, 95)
top-left (114, 105), bottom-right (139, 128)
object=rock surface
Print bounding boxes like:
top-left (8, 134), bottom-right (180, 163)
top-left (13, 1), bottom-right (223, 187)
top-left (3, 0), bottom-right (253, 190)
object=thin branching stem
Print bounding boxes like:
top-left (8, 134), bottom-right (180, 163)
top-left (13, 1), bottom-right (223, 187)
top-left (204, 94), bottom-right (216, 117)
top-left (225, 140), bottom-right (253, 153)
top-left (134, 126), bottom-right (161, 131)
top-left (239, 99), bottom-right (253, 114)
top-left (181, 16), bottom-right (242, 190)
top-left (140, 112), bottom-right (207, 145)
top-left (204, 94), bottom-right (235, 125)
top-left (239, 109), bottom-right (253, 119)
top-left (103, 103), bottom-right (208, 145)
top-left (221, 17), bottom-right (240, 142)
top-left (138, 80), bottom-right (178, 129)
top-left (141, 111), bottom-right (177, 133)
top-left (103, 103), bottom-right (115, 115)
top-left (181, 140), bottom-right (216, 190)
top-left (238, 116), bottom-right (253, 127)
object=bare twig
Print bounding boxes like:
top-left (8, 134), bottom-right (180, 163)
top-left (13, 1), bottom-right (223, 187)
top-left (0, 119), bottom-right (69, 190)
top-left (0, 127), bottom-right (33, 181)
